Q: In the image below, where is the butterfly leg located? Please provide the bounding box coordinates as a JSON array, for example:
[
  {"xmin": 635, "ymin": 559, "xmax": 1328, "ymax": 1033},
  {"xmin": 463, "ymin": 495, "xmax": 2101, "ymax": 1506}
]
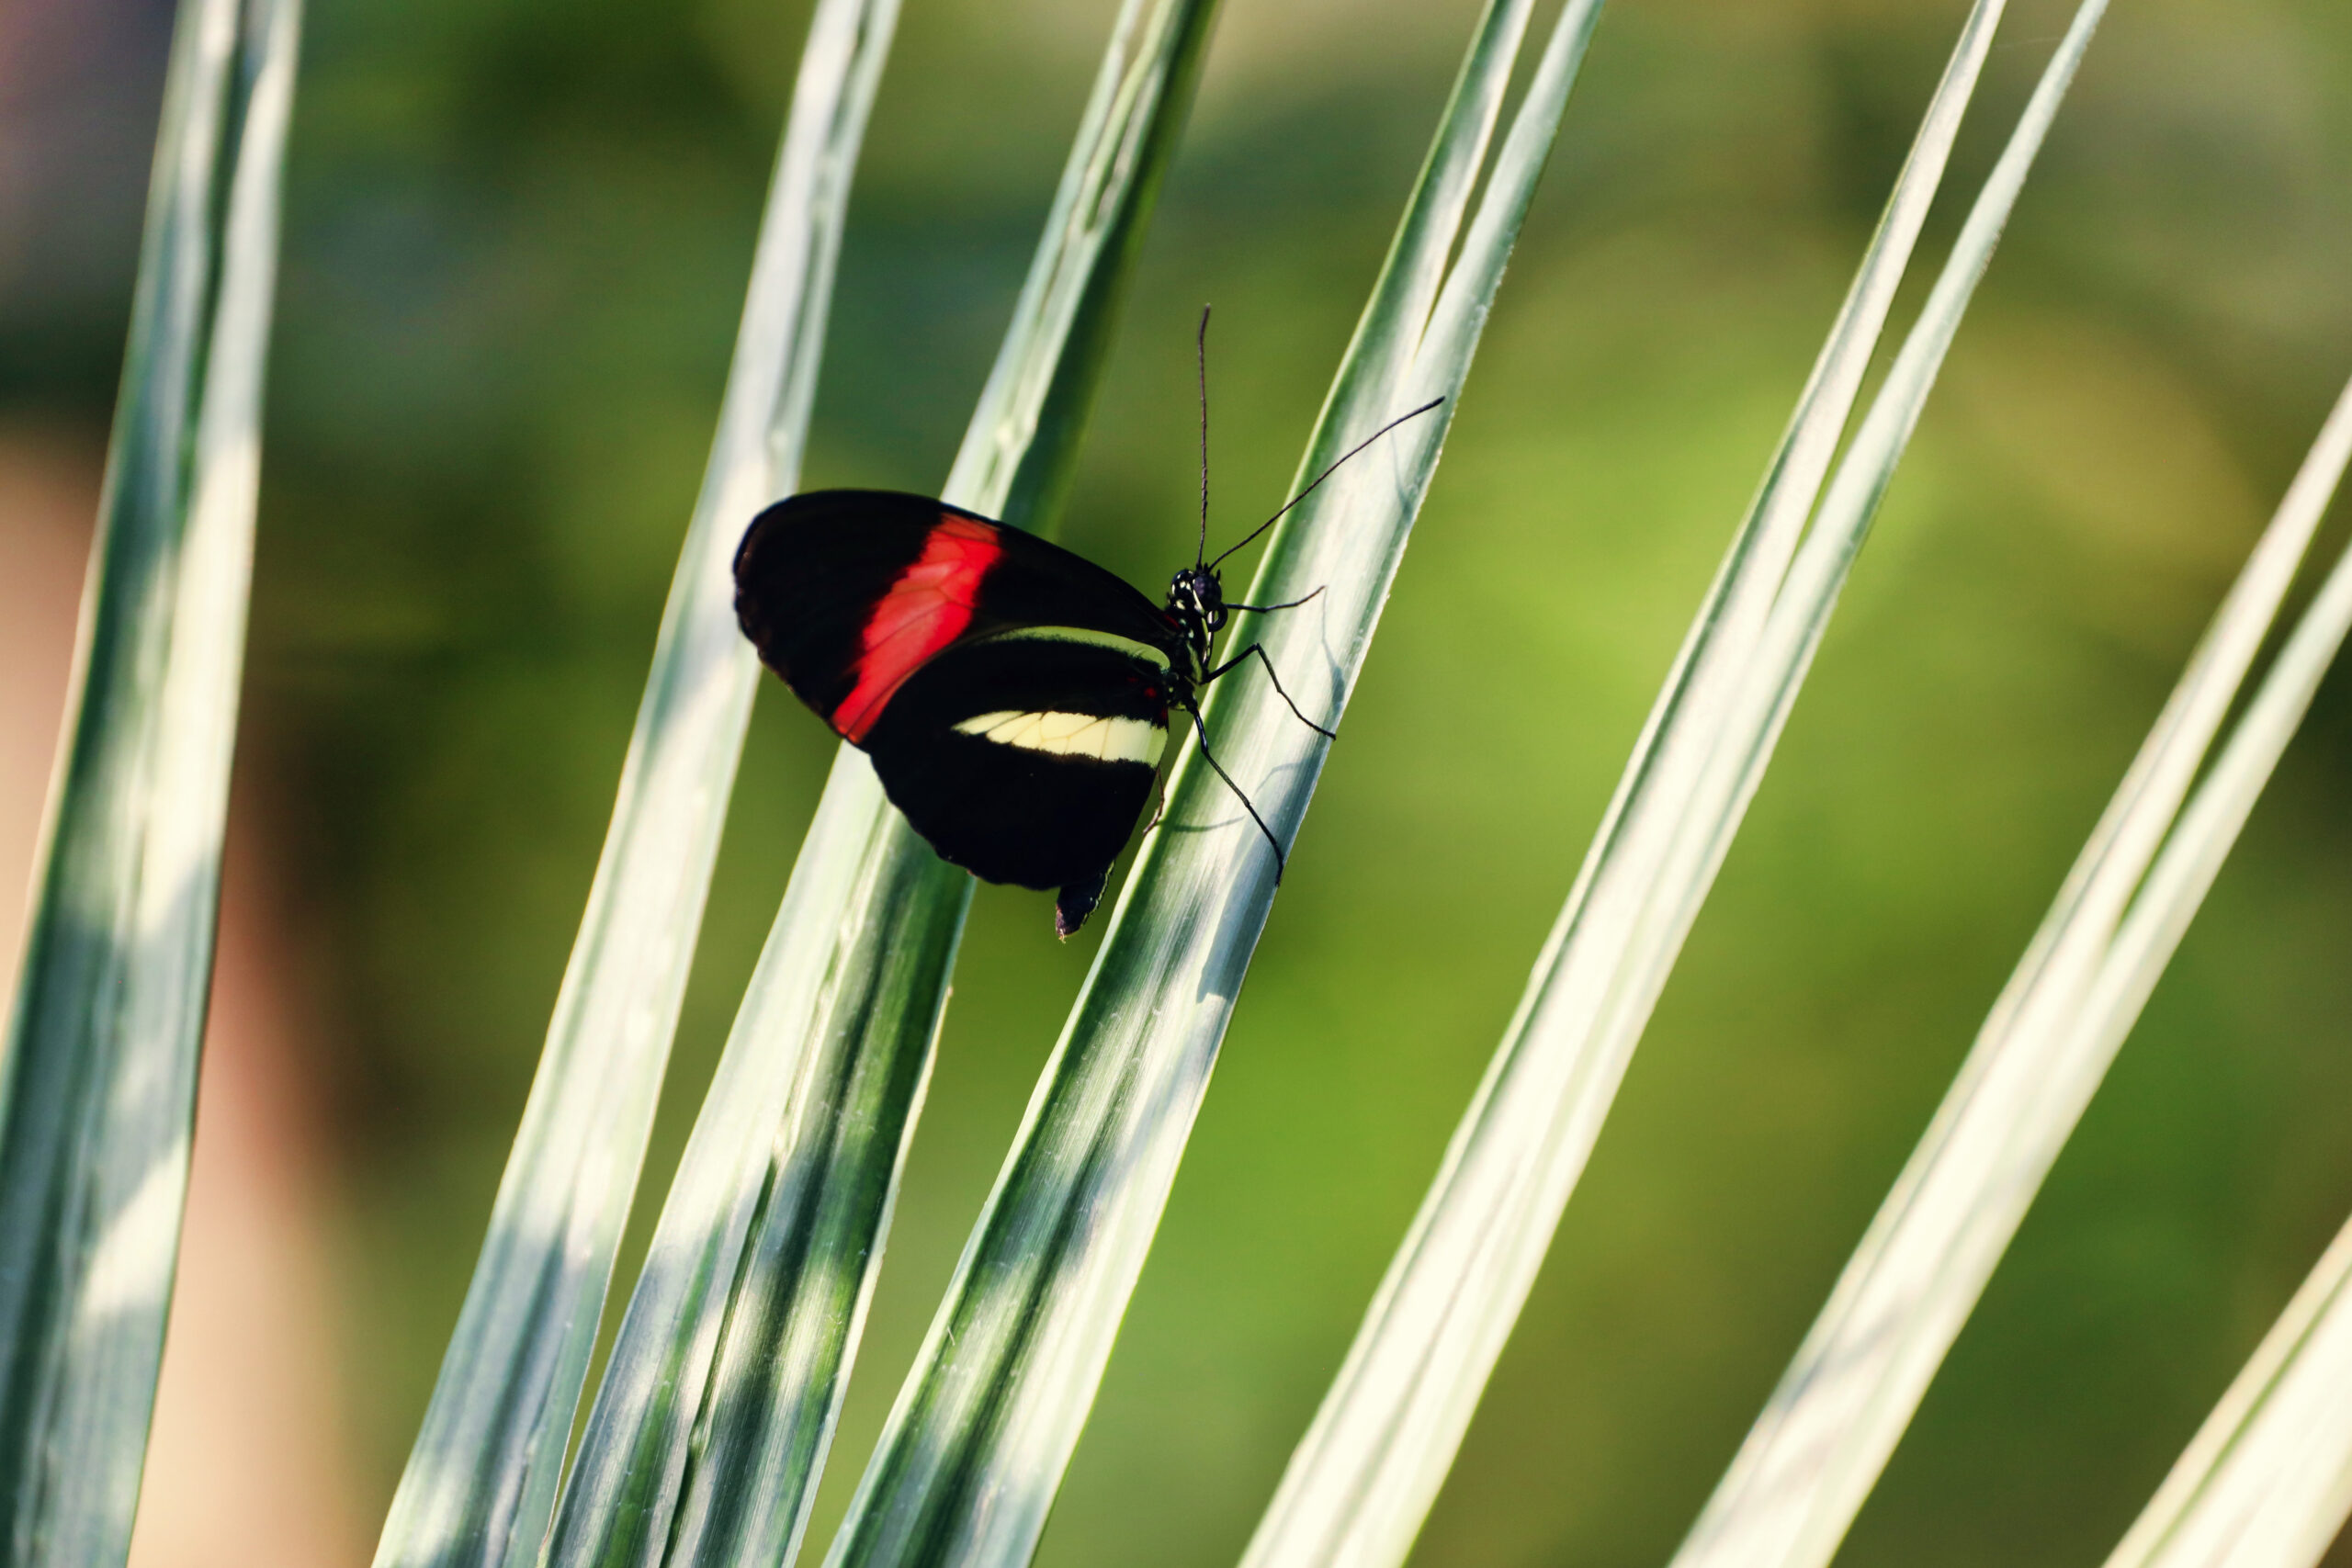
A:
[
  {"xmin": 1180, "ymin": 700, "xmax": 1288, "ymax": 882},
  {"xmin": 1138, "ymin": 781, "xmax": 1170, "ymax": 839},
  {"xmin": 1200, "ymin": 641, "xmax": 1337, "ymax": 739}
]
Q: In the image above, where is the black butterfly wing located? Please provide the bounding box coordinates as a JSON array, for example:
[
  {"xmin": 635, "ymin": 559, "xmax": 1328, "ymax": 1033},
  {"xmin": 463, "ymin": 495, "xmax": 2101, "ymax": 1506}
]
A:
[
  {"xmin": 861, "ymin": 631, "xmax": 1170, "ymax": 895},
  {"xmin": 732, "ymin": 489, "xmax": 1182, "ymax": 742},
  {"xmin": 733, "ymin": 490, "xmax": 1187, "ymax": 931}
]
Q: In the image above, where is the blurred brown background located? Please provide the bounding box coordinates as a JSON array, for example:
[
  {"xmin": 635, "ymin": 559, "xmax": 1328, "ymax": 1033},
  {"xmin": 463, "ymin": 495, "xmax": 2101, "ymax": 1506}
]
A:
[{"xmin": 5, "ymin": 0, "xmax": 2352, "ymax": 1564}]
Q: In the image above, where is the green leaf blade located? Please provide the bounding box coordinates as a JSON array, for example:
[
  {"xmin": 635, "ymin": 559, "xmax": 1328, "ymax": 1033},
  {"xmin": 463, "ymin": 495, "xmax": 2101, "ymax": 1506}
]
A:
[
  {"xmin": 367, "ymin": 4, "xmax": 903, "ymax": 1564},
  {"xmin": 2073, "ymin": 422, "xmax": 2352, "ymax": 1568},
  {"xmin": 1307, "ymin": 0, "xmax": 1536, "ymax": 455},
  {"xmin": 1231, "ymin": 6, "xmax": 2020, "ymax": 1565},
  {"xmin": 544, "ymin": 761, "xmax": 960, "ymax": 1568},
  {"xmin": 814, "ymin": 7, "xmax": 1604, "ymax": 1568},
  {"xmin": 1668, "ymin": 256, "xmax": 2351, "ymax": 1568},
  {"xmin": 2104, "ymin": 1208, "xmax": 2352, "ymax": 1568},
  {"xmin": 0, "ymin": 0, "xmax": 300, "ymax": 1561},
  {"xmin": 945, "ymin": 0, "xmax": 1225, "ymax": 526},
  {"xmin": 538, "ymin": 2, "xmax": 1225, "ymax": 1563}
]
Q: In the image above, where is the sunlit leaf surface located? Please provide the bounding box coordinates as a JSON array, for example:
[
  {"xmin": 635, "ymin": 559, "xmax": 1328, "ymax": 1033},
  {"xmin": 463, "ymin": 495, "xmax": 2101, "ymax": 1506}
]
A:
[
  {"xmin": 1670, "ymin": 195, "xmax": 2352, "ymax": 1568},
  {"xmin": 2081, "ymin": 385, "xmax": 2352, "ymax": 1568},
  {"xmin": 815, "ymin": 4, "xmax": 1605, "ymax": 1566},
  {"xmin": 1232, "ymin": 4, "xmax": 2025, "ymax": 1562},
  {"xmin": 369, "ymin": 3, "xmax": 900, "ymax": 1563},
  {"xmin": 2105, "ymin": 1204, "xmax": 2352, "ymax": 1568},
  {"xmin": 538, "ymin": 2, "xmax": 1223, "ymax": 1565},
  {"xmin": 0, "ymin": 0, "xmax": 300, "ymax": 1562}
]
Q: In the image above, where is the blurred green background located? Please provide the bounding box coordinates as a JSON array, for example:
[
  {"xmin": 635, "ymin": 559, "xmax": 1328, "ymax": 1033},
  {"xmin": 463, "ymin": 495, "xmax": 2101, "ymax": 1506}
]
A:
[{"xmin": 6, "ymin": 0, "xmax": 2352, "ymax": 1562}]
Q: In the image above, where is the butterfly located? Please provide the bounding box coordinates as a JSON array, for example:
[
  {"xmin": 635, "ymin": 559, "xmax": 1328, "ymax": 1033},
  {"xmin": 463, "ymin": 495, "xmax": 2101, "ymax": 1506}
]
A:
[{"xmin": 732, "ymin": 318, "xmax": 1439, "ymax": 938}]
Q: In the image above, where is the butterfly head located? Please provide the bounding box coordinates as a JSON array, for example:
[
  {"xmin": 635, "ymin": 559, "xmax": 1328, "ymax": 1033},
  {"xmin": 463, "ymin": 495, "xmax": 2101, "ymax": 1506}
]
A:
[{"xmin": 1167, "ymin": 566, "xmax": 1227, "ymax": 661}]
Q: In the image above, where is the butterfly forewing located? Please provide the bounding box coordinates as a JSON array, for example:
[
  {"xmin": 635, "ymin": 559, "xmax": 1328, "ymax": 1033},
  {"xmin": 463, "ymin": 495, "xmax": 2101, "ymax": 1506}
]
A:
[{"xmin": 734, "ymin": 490, "xmax": 1182, "ymax": 739}]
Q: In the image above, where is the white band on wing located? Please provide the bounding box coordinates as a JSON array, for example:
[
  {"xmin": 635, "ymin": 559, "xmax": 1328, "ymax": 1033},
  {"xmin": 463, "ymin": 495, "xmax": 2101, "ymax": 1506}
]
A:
[
  {"xmin": 955, "ymin": 709, "xmax": 1168, "ymax": 766},
  {"xmin": 975, "ymin": 626, "xmax": 1172, "ymax": 669}
]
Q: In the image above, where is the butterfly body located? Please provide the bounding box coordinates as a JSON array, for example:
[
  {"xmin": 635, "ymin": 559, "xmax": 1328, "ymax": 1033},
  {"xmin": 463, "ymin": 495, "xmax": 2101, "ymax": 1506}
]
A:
[
  {"xmin": 734, "ymin": 489, "xmax": 1223, "ymax": 936},
  {"xmin": 730, "ymin": 372, "xmax": 1431, "ymax": 939}
]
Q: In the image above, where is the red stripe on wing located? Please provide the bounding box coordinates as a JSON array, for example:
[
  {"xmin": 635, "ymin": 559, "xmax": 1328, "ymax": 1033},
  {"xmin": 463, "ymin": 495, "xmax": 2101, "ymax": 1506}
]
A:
[{"xmin": 833, "ymin": 516, "xmax": 1001, "ymax": 742}]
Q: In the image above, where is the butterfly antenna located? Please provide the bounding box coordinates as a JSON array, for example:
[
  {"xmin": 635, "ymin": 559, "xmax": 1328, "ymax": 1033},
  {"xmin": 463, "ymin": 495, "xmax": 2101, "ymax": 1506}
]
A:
[
  {"xmin": 1195, "ymin": 305, "xmax": 1212, "ymax": 573},
  {"xmin": 1182, "ymin": 701, "xmax": 1287, "ymax": 881},
  {"xmin": 1207, "ymin": 397, "xmax": 1445, "ymax": 571}
]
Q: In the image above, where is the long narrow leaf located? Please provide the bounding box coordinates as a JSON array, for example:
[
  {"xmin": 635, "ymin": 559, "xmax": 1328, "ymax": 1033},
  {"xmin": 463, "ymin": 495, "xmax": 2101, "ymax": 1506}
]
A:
[
  {"xmin": 1235, "ymin": 6, "xmax": 2018, "ymax": 1563},
  {"xmin": 2104, "ymin": 1212, "xmax": 2352, "ymax": 1568},
  {"xmin": 816, "ymin": 6, "xmax": 1604, "ymax": 1568},
  {"xmin": 1669, "ymin": 362, "xmax": 2351, "ymax": 1568},
  {"xmin": 2075, "ymin": 436, "xmax": 2352, "ymax": 1568},
  {"xmin": 1313, "ymin": 0, "xmax": 1536, "ymax": 444},
  {"xmin": 540, "ymin": 3, "xmax": 1223, "ymax": 1565},
  {"xmin": 0, "ymin": 0, "xmax": 300, "ymax": 1561},
  {"xmin": 369, "ymin": 4, "xmax": 900, "ymax": 1563}
]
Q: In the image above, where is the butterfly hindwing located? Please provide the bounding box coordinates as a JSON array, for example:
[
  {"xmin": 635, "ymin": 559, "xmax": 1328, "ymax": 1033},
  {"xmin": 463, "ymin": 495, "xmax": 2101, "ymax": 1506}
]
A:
[{"xmin": 862, "ymin": 631, "xmax": 1171, "ymax": 892}]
